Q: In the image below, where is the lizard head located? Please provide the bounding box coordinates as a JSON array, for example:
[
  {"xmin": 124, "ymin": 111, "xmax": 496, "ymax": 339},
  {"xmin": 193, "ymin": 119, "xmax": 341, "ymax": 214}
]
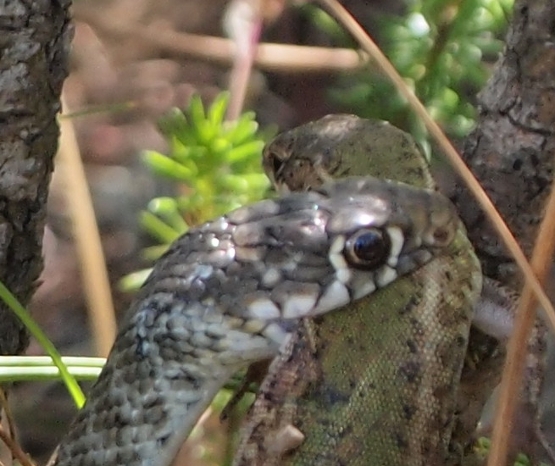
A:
[{"xmin": 263, "ymin": 114, "xmax": 434, "ymax": 193}]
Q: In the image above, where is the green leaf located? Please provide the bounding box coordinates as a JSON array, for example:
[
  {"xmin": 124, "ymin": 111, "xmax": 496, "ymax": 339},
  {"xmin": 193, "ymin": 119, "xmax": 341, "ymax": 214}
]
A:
[
  {"xmin": 158, "ymin": 108, "xmax": 196, "ymax": 146},
  {"xmin": 0, "ymin": 356, "xmax": 105, "ymax": 382},
  {"xmin": 188, "ymin": 94, "xmax": 206, "ymax": 128},
  {"xmin": 131, "ymin": 91, "xmax": 269, "ymax": 290},
  {"xmin": 210, "ymin": 137, "xmax": 233, "ymax": 155},
  {"xmin": 142, "ymin": 150, "xmax": 196, "ymax": 181},
  {"xmin": 148, "ymin": 197, "xmax": 189, "ymax": 233},
  {"xmin": 227, "ymin": 140, "xmax": 264, "ymax": 163},
  {"xmin": 195, "ymin": 119, "xmax": 218, "ymax": 146},
  {"xmin": 140, "ymin": 211, "xmax": 181, "ymax": 243},
  {"xmin": 208, "ymin": 92, "xmax": 230, "ymax": 126},
  {"xmin": 119, "ymin": 268, "xmax": 153, "ymax": 291},
  {"xmin": 0, "ymin": 281, "xmax": 86, "ymax": 407},
  {"xmin": 224, "ymin": 115, "xmax": 259, "ymax": 145}
]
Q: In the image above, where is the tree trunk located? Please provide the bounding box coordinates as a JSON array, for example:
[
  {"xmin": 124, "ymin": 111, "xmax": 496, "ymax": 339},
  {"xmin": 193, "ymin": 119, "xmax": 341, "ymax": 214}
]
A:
[
  {"xmin": 452, "ymin": 0, "xmax": 555, "ymax": 460},
  {"xmin": 454, "ymin": 0, "xmax": 555, "ymax": 289},
  {"xmin": 0, "ymin": 0, "xmax": 73, "ymax": 355}
]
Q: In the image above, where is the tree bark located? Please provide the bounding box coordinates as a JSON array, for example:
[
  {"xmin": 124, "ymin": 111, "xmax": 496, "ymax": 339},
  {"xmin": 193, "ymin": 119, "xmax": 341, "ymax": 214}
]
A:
[
  {"xmin": 452, "ymin": 0, "xmax": 555, "ymax": 460},
  {"xmin": 453, "ymin": 0, "xmax": 555, "ymax": 289},
  {"xmin": 0, "ymin": 0, "xmax": 73, "ymax": 355}
]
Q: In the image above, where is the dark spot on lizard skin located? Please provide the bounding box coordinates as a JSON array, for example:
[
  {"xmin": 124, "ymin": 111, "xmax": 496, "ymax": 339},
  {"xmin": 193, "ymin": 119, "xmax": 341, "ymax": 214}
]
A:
[
  {"xmin": 312, "ymin": 315, "xmax": 325, "ymax": 325},
  {"xmin": 394, "ymin": 431, "xmax": 409, "ymax": 450},
  {"xmin": 432, "ymin": 383, "xmax": 451, "ymax": 405},
  {"xmin": 398, "ymin": 360, "xmax": 422, "ymax": 383},
  {"xmin": 398, "ymin": 295, "xmax": 420, "ymax": 315},
  {"xmin": 357, "ymin": 342, "xmax": 369, "ymax": 351},
  {"xmin": 335, "ymin": 422, "xmax": 354, "ymax": 439},
  {"xmin": 406, "ymin": 339, "xmax": 418, "ymax": 354},
  {"xmin": 402, "ymin": 403, "xmax": 417, "ymax": 420},
  {"xmin": 410, "ymin": 317, "xmax": 420, "ymax": 332},
  {"xmin": 285, "ymin": 351, "xmax": 297, "ymax": 363},
  {"xmin": 317, "ymin": 385, "xmax": 351, "ymax": 405},
  {"xmin": 455, "ymin": 334, "xmax": 466, "ymax": 348}
]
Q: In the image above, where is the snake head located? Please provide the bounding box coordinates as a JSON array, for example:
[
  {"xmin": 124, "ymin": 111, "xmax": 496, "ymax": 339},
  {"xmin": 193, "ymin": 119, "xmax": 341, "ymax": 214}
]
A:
[
  {"xmin": 305, "ymin": 176, "xmax": 459, "ymax": 311},
  {"xmin": 210, "ymin": 176, "xmax": 459, "ymax": 334},
  {"xmin": 134, "ymin": 176, "xmax": 459, "ymax": 352}
]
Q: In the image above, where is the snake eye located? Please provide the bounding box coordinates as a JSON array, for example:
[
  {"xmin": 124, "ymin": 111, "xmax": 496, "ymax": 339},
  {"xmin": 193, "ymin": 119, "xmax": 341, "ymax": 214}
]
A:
[{"xmin": 345, "ymin": 228, "xmax": 391, "ymax": 269}]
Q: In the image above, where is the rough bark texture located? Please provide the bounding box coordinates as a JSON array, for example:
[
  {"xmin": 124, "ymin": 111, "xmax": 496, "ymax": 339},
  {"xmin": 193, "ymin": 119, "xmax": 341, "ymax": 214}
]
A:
[
  {"xmin": 452, "ymin": 0, "xmax": 555, "ymax": 459},
  {"xmin": 0, "ymin": 0, "xmax": 73, "ymax": 355},
  {"xmin": 453, "ymin": 0, "xmax": 555, "ymax": 289}
]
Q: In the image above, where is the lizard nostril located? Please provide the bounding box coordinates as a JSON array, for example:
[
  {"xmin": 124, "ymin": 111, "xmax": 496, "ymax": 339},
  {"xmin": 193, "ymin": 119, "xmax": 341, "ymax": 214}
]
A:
[{"xmin": 432, "ymin": 226, "xmax": 453, "ymax": 246}]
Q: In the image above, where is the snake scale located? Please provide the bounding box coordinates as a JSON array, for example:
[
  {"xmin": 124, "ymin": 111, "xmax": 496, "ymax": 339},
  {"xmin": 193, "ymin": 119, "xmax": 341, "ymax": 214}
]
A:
[{"xmin": 51, "ymin": 169, "xmax": 463, "ymax": 464}]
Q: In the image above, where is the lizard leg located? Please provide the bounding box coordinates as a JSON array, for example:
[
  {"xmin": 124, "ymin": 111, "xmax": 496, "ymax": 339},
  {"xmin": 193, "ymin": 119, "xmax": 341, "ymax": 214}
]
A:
[{"xmin": 471, "ymin": 277, "xmax": 517, "ymax": 341}]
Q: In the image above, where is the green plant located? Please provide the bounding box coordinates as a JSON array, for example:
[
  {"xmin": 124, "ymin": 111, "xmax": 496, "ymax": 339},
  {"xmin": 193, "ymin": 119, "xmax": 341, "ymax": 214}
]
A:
[
  {"xmin": 0, "ymin": 282, "xmax": 86, "ymax": 408},
  {"xmin": 329, "ymin": 0, "xmax": 513, "ymax": 153},
  {"xmin": 121, "ymin": 92, "xmax": 271, "ymax": 290},
  {"xmin": 475, "ymin": 437, "xmax": 551, "ymax": 466}
]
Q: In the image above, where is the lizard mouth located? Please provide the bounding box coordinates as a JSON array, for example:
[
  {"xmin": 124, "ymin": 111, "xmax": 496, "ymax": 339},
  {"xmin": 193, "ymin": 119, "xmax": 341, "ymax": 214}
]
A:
[{"xmin": 272, "ymin": 160, "xmax": 334, "ymax": 194}]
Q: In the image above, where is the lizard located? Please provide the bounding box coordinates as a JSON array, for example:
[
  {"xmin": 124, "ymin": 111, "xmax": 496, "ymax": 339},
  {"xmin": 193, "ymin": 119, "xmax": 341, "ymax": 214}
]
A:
[
  {"xmin": 232, "ymin": 114, "xmax": 492, "ymax": 466},
  {"xmin": 49, "ymin": 174, "xmax": 462, "ymax": 466}
]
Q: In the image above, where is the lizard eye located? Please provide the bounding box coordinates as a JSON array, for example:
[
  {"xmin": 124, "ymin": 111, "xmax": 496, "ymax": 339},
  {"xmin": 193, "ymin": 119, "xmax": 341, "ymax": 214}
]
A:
[
  {"xmin": 344, "ymin": 228, "xmax": 391, "ymax": 269},
  {"xmin": 266, "ymin": 150, "xmax": 284, "ymax": 176}
]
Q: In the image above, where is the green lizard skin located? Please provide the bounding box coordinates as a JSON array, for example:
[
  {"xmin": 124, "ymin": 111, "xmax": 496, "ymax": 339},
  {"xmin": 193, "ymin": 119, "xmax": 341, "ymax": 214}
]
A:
[{"xmin": 234, "ymin": 114, "xmax": 483, "ymax": 466}]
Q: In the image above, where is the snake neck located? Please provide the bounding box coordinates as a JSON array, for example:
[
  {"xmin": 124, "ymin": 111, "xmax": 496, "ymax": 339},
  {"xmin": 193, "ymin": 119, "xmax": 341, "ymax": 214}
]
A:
[
  {"xmin": 52, "ymin": 293, "xmax": 248, "ymax": 466},
  {"xmin": 54, "ymin": 348, "xmax": 234, "ymax": 466}
]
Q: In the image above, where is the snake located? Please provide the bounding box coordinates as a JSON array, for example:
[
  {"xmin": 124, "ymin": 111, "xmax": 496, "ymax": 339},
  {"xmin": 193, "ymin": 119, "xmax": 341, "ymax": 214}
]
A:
[{"xmin": 51, "ymin": 175, "xmax": 461, "ymax": 466}]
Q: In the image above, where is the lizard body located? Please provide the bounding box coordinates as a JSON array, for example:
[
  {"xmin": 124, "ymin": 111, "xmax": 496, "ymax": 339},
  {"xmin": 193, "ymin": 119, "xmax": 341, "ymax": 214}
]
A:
[{"xmin": 234, "ymin": 114, "xmax": 482, "ymax": 465}]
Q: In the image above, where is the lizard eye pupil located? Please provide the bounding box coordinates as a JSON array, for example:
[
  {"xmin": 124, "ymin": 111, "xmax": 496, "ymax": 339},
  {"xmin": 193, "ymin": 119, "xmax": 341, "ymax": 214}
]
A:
[{"xmin": 345, "ymin": 228, "xmax": 391, "ymax": 269}]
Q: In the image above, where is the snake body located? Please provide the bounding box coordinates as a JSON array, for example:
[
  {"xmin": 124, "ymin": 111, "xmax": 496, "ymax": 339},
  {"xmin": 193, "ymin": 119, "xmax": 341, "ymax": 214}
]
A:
[{"xmin": 53, "ymin": 176, "xmax": 460, "ymax": 466}]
